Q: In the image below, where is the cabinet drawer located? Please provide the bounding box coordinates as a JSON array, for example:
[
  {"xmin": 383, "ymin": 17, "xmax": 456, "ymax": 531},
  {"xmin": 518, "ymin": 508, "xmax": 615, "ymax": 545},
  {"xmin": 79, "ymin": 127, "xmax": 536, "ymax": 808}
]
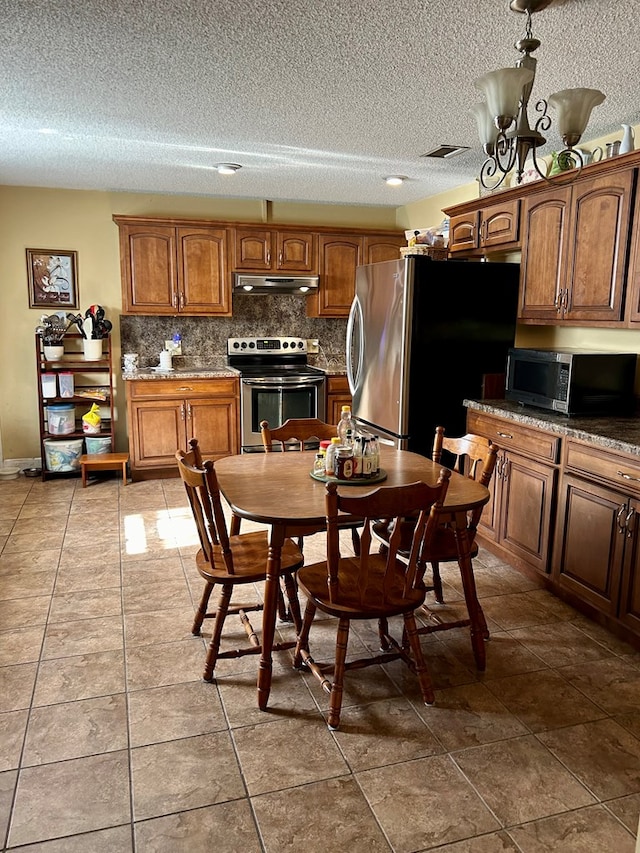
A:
[
  {"xmin": 467, "ymin": 411, "xmax": 560, "ymax": 463},
  {"xmin": 327, "ymin": 375, "xmax": 349, "ymax": 394},
  {"xmin": 128, "ymin": 378, "xmax": 238, "ymax": 400},
  {"xmin": 565, "ymin": 440, "xmax": 640, "ymax": 494}
]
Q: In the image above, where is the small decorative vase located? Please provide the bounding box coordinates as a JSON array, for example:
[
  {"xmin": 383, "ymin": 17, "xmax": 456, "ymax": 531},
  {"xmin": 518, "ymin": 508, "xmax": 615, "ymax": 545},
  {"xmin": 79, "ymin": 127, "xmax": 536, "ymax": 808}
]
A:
[
  {"xmin": 548, "ymin": 151, "xmax": 573, "ymax": 177},
  {"xmin": 44, "ymin": 344, "xmax": 64, "ymax": 361},
  {"xmin": 620, "ymin": 124, "xmax": 635, "ymax": 155}
]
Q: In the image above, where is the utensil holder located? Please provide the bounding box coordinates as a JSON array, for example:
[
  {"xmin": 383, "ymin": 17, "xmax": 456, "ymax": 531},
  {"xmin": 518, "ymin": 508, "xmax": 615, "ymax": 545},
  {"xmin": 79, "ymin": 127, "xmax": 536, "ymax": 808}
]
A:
[{"xmin": 83, "ymin": 339, "xmax": 103, "ymax": 361}]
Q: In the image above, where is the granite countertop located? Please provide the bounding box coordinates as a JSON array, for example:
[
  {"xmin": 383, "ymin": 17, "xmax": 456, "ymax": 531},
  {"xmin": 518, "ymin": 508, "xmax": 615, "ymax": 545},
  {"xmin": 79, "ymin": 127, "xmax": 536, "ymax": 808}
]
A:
[
  {"xmin": 465, "ymin": 399, "xmax": 640, "ymax": 457},
  {"xmin": 123, "ymin": 366, "xmax": 239, "ymax": 380}
]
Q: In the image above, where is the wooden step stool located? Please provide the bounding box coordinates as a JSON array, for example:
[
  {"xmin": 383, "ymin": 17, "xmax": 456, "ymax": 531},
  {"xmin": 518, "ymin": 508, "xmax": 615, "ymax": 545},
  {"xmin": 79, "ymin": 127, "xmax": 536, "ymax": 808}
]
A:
[{"xmin": 80, "ymin": 452, "xmax": 129, "ymax": 487}]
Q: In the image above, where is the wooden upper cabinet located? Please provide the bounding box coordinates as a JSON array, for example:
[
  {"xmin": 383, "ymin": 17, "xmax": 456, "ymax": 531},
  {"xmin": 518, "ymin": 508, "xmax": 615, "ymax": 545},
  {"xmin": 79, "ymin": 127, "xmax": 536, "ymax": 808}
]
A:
[
  {"xmin": 448, "ymin": 199, "xmax": 519, "ymax": 254},
  {"xmin": 565, "ymin": 171, "xmax": 632, "ymax": 322},
  {"xmin": 119, "ymin": 223, "xmax": 177, "ymax": 313},
  {"xmin": 362, "ymin": 234, "xmax": 405, "ymax": 264},
  {"xmin": 309, "ymin": 234, "xmax": 363, "ymax": 317},
  {"xmin": 178, "ymin": 228, "xmax": 230, "ymax": 315},
  {"xmin": 233, "ymin": 228, "xmax": 316, "ymax": 273},
  {"xmin": 116, "ymin": 219, "xmax": 231, "ymax": 315},
  {"xmin": 449, "ymin": 211, "xmax": 479, "ymax": 253},
  {"xmin": 519, "ymin": 185, "xmax": 571, "ymax": 321},
  {"xmin": 519, "ymin": 169, "xmax": 633, "ymax": 323}
]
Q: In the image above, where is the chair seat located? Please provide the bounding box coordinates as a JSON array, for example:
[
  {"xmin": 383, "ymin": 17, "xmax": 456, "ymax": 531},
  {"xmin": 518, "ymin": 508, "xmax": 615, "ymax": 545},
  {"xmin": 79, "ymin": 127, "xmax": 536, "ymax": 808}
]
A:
[
  {"xmin": 297, "ymin": 556, "xmax": 426, "ymax": 619},
  {"xmin": 196, "ymin": 530, "xmax": 303, "ymax": 584}
]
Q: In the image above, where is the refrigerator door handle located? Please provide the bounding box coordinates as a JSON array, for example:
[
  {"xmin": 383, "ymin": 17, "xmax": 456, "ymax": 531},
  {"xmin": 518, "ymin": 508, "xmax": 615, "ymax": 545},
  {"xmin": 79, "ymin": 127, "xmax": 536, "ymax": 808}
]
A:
[{"xmin": 346, "ymin": 296, "xmax": 363, "ymax": 395}]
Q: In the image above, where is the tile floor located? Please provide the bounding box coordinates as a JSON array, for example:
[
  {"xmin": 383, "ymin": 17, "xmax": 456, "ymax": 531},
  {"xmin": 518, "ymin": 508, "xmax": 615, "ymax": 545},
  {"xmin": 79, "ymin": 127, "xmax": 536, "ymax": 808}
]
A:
[{"xmin": 0, "ymin": 474, "xmax": 639, "ymax": 852}]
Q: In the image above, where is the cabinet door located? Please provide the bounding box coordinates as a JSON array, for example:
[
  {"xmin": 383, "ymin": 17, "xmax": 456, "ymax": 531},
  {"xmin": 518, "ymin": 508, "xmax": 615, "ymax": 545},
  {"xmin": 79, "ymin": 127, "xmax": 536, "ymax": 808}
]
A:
[
  {"xmin": 564, "ymin": 170, "xmax": 633, "ymax": 322},
  {"xmin": 619, "ymin": 497, "xmax": 640, "ymax": 633},
  {"xmin": 277, "ymin": 231, "xmax": 316, "ymax": 272},
  {"xmin": 476, "ymin": 453, "xmax": 501, "ymax": 542},
  {"xmin": 363, "ymin": 235, "xmax": 405, "ymax": 264},
  {"xmin": 519, "ymin": 185, "xmax": 571, "ymax": 320},
  {"xmin": 120, "ymin": 224, "xmax": 176, "ymax": 313},
  {"xmin": 177, "ymin": 228, "xmax": 230, "ymax": 315},
  {"xmin": 130, "ymin": 400, "xmax": 185, "ymax": 468},
  {"xmin": 311, "ymin": 235, "xmax": 363, "ymax": 317},
  {"xmin": 499, "ymin": 451, "xmax": 557, "ymax": 574},
  {"xmin": 554, "ymin": 474, "xmax": 626, "ymax": 616},
  {"xmin": 234, "ymin": 228, "xmax": 273, "ymax": 270},
  {"xmin": 449, "ymin": 212, "xmax": 479, "ymax": 253},
  {"xmin": 481, "ymin": 199, "xmax": 520, "ymax": 248},
  {"xmin": 188, "ymin": 398, "xmax": 239, "ymax": 459}
]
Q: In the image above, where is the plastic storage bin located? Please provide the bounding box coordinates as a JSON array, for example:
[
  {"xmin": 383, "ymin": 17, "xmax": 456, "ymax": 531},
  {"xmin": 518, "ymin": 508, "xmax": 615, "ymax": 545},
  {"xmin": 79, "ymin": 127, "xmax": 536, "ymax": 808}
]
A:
[
  {"xmin": 58, "ymin": 372, "xmax": 74, "ymax": 398},
  {"xmin": 43, "ymin": 438, "xmax": 84, "ymax": 472},
  {"xmin": 41, "ymin": 373, "xmax": 57, "ymax": 398},
  {"xmin": 47, "ymin": 403, "xmax": 75, "ymax": 435},
  {"xmin": 84, "ymin": 436, "xmax": 112, "ymax": 454}
]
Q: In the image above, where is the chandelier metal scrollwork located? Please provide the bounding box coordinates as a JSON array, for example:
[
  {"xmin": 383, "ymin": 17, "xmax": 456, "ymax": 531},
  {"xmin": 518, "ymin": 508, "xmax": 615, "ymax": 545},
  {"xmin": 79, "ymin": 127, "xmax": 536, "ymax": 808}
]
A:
[{"xmin": 472, "ymin": 0, "xmax": 605, "ymax": 191}]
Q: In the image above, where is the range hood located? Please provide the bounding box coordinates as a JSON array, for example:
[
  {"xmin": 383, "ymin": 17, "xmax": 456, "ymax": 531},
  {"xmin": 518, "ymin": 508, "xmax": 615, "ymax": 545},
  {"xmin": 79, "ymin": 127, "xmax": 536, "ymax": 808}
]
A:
[{"xmin": 234, "ymin": 274, "xmax": 319, "ymax": 295}]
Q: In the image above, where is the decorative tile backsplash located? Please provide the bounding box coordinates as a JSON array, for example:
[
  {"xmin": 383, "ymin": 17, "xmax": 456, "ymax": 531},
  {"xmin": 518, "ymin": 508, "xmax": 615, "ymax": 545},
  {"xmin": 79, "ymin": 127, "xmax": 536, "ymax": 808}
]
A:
[{"xmin": 120, "ymin": 294, "xmax": 347, "ymax": 369}]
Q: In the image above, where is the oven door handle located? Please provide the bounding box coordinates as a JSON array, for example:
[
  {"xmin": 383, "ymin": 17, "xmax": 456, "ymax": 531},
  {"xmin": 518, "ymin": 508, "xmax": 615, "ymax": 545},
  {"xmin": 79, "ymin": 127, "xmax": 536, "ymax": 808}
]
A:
[{"xmin": 241, "ymin": 378, "xmax": 325, "ymax": 388}]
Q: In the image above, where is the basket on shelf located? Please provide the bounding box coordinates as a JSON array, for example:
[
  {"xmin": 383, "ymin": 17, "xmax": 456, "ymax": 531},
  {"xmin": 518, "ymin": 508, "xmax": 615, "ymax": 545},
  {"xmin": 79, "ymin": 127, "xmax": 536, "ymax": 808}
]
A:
[{"xmin": 400, "ymin": 245, "xmax": 448, "ymax": 260}]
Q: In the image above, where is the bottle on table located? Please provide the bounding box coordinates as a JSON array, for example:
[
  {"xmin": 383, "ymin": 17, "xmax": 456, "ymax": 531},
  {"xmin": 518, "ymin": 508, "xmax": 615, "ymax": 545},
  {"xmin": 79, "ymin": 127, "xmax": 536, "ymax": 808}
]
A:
[
  {"xmin": 362, "ymin": 438, "xmax": 374, "ymax": 478},
  {"xmin": 313, "ymin": 451, "xmax": 326, "ymax": 474},
  {"xmin": 325, "ymin": 437, "xmax": 341, "ymax": 476},
  {"xmin": 352, "ymin": 435, "xmax": 363, "ymax": 476},
  {"xmin": 337, "ymin": 405, "xmax": 356, "ymax": 445}
]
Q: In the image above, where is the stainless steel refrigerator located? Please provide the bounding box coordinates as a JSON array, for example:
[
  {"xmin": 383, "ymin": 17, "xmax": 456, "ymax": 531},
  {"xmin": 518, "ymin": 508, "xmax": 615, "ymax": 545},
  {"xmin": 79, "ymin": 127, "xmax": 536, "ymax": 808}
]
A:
[{"xmin": 347, "ymin": 256, "xmax": 520, "ymax": 456}]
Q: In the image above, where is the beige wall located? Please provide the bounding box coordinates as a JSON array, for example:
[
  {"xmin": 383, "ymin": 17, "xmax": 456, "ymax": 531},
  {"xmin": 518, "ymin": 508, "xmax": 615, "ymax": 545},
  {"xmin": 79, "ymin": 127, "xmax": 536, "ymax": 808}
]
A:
[{"xmin": 0, "ymin": 186, "xmax": 399, "ymax": 462}]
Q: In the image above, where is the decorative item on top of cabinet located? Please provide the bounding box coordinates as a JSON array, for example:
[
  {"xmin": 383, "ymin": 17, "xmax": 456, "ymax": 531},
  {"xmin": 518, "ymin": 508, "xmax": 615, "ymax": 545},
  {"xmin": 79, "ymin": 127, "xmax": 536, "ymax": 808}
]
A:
[
  {"xmin": 114, "ymin": 218, "xmax": 231, "ymax": 316},
  {"xmin": 447, "ymin": 198, "xmax": 520, "ymax": 255},
  {"xmin": 326, "ymin": 374, "xmax": 352, "ymax": 426},
  {"xmin": 467, "ymin": 409, "xmax": 560, "ymax": 576},
  {"xmin": 36, "ymin": 334, "xmax": 116, "ymax": 481},
  {"xmin": 232, "ymin": 227, "xmax": 317, "ymax": 273},
  {"xmin": 519, "ymin": 169, "xmax": 633, "ymax": 324},
  {"xmin": 125, "ymin": 377, "xmax": 239, "ymax": 480},
  {"xmin": 554, "ymin": 440, "xmax": 640, "ymax": 633}
]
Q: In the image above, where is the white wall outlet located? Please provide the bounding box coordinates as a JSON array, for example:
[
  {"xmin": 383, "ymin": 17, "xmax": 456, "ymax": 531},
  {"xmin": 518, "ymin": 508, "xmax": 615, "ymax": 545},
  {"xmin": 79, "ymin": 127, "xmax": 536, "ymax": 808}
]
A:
[
  {"xmin": 307, "ymin": 339, "xmax": 320, "ymax": 353},
  {"xmin": 165, "ymin": 339, "xmax": 182, "ymax": 356}
]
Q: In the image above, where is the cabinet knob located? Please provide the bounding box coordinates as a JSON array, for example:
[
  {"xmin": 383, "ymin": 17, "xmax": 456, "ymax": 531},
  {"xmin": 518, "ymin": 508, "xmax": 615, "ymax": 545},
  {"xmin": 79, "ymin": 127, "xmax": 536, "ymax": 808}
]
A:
[
  {"xmin": 617, "ymin": 504, "xmax": 627, "ymax": 533},
  {"xmin": 617, "ymin": 470, "xmax": 640, "ymax": 482}
]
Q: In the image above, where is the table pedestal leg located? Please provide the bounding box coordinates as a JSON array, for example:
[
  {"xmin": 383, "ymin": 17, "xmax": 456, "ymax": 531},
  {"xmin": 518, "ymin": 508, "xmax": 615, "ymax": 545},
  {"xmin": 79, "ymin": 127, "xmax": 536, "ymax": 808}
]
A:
[
  {"xmin": 258, "ymin": 524, "xmax": 285, "ymax": 710},
  {"xmin": 453, "ymin": 512, "xmax": 486, "ymax": 671}
]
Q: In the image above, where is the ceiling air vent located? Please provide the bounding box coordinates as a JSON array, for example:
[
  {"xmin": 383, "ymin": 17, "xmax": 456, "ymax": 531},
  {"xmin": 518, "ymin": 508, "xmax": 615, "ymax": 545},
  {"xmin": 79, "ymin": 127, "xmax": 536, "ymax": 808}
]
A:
[{"xmin": 421, "ymin": 145, "xmax": 470, "ymax": 159}]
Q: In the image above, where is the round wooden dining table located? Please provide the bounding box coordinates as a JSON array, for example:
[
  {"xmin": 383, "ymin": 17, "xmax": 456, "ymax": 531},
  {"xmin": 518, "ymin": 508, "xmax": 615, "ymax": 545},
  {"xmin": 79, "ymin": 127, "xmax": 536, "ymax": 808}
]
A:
[{"xmin": 215, "ymin": 446, "xmax": 490, "ymax": 710}]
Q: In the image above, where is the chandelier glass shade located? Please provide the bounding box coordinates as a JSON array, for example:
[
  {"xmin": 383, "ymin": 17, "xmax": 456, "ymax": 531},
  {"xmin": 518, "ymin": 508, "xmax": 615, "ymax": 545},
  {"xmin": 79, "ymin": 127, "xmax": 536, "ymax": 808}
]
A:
[{"xmin": 473, "ymin": 2, "xmax": 605, "ymax": 190}]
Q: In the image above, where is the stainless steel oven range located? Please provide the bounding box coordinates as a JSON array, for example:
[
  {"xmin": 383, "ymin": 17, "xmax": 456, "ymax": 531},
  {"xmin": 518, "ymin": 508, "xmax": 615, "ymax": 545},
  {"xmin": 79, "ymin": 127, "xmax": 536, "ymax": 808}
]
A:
[{"xmin": 228, "ymin": 337, "xmax": 326, "ymax": 452}]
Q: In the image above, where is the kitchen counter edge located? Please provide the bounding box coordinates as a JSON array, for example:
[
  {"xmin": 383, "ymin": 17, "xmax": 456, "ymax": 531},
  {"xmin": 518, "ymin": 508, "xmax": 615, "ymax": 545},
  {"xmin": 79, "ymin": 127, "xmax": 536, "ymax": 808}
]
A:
[{"xmin": 464, "ymin": 399, "xmax": 640, "ymax": 457}]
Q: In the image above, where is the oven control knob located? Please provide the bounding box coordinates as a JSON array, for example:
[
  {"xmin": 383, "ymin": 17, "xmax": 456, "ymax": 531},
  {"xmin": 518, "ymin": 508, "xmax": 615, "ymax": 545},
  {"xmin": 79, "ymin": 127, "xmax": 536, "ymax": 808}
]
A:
[
  {"xmin": 241, "ymin": 341, "xmax": 247, "ymax": 349},
  {"xmin": 297, "ymin": 341, "xmax": 304, "ymax": 349},
  {"xmin": 232, "ymin": 342, "xmax": 240, "ymax": 349},
  {"xmin": 282, "ymin": 341, "xmax": 288, "ymax": 349},
  {"xmin": 290, "ymin": 340, "xmax": 296, "ymax": 348},
  {"xmin": 249, "ymin": 342, "xmax": 255, "ymax": 348}
]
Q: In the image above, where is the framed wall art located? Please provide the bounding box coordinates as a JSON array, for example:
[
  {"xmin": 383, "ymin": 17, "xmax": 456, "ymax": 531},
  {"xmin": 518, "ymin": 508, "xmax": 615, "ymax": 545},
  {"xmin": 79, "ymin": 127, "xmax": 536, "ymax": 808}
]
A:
[{"xmin": 26, "ymin": 248, "xmax": 78, "ymax": 309}]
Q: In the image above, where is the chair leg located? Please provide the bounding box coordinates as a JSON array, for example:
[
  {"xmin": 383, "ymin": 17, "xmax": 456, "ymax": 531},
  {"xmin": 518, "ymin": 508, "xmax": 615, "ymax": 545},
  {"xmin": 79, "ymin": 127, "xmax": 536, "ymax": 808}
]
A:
[
  {"xmin": 328, "ymin": 617, "xmax": 350, "ymax": 730},
  {"xmin": 293, "ymin": 600, "xmax": 316, "ymax": 667},
  {"xmin": 431, "ymin": 561, "xmax": 444, "ymax": 604},
  {"xmin": 378, "ymin": 617, "xmax": 391, "ymax": 651},
  {"xmin": 203, "ymin": 584, "xmax": 232, "ymax": 682},
  {"xmin": 281, "ymin": 573, "xmax": 302, "ymax": 632},
  {"xmin": 230, "ymin": 514, "xmax": 242, "ymax": 536},
  {"xmin": 192, "ymin": 580, "xmax": 215, "ymax": 635},
  {"xmin": 351, "ymin": 527, "xmax": 361, "ymax": 556},
  {"xmin": 403, "ymin": 611, "xmax": 435, "ymax": 706}
]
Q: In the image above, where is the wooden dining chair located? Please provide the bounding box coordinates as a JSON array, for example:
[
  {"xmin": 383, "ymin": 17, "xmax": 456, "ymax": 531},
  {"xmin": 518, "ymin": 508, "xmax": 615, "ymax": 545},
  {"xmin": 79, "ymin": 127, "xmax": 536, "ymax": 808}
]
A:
[
  {"xmin": 176, "ymin": 439, "xmax": 304, "ymax": 682},
  {"xmin": 260, "ymin": 418, "xmax": 362, "ymax": 555},
  {"xmin": 374, "ymin": 426, "xmax": 498, "ymax": 605},
  {"xmin": 293, "ymin": 471, "xmax": 451, "ymax": 730}
]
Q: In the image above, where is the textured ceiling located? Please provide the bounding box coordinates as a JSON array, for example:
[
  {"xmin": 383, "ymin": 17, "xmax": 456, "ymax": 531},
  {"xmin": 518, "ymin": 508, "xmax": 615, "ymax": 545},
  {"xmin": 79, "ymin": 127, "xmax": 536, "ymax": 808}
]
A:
[{"xmin": 2, "ymin": 0, "xmax": 639, "ymax": 207}]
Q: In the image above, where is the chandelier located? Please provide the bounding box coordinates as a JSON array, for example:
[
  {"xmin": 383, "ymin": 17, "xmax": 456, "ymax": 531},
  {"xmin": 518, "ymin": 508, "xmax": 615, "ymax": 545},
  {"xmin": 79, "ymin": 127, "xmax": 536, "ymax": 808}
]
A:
[{"xmin": 472, "ymin": 0, "xmax": 605, "ymax": 190}]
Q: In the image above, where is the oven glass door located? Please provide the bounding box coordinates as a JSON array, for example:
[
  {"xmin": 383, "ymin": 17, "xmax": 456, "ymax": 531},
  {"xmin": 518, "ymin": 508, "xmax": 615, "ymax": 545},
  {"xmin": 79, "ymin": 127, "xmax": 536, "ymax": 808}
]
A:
[{"xmin": 241, "ymin": 378, "xmax": 326, "ymax": 451}]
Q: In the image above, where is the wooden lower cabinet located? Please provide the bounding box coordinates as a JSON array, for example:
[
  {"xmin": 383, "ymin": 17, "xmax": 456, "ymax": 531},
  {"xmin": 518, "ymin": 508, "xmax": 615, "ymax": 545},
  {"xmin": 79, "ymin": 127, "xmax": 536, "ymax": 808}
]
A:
[
  {"xmin": 326, "ymin": 375, "xmax": 352, "ymax": 426},
  {"xmin": 126, "ymin": 378, "xmax": 239, "ymax": 479},
  {"xmin": 553, "ymin": 440, "xmax": 640, "ymax": 633},
  {"xmin": 467, "ymin": 410, "xmax": 559, "ymax": 576}
]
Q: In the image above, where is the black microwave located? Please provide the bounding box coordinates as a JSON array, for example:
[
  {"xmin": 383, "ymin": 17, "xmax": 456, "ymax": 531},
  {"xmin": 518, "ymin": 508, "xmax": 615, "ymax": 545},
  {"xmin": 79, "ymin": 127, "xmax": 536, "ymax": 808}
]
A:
[{"xmin": 505, "ymin": 348, "xmax": 637, "ymax": 415}]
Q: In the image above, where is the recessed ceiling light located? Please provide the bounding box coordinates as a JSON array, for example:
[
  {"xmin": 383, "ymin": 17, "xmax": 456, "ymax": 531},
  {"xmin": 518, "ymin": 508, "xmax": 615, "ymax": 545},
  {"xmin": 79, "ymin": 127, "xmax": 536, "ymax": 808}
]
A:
[
  {"xmin": 385, "ymin": 175, "xmax": 406, "ymax": 186},
  {"xmin": 215, "ymin": 163, "xmax": 242, "ymax": 175}
]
